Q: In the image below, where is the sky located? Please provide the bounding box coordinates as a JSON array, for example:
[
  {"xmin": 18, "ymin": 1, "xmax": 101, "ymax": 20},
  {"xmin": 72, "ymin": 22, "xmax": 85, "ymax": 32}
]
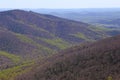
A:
[{"xmin": 0, "ymin": 0, "xmax": 120, "ymax": 9}]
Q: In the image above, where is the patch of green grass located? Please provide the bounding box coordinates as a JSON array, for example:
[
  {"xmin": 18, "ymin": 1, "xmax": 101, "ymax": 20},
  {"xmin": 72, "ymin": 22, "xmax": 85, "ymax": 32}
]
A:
[
  {"xmin": 0, "ymin": 61, "xmax": 34, "ymax": 80},
  {"xmin": 16, "ymin": 33, "xmax": 53, "ymax": 55},
  {"xmin": 71, "ymin": 33, "xmax": 90, "ymax": 41},
  {"xmin": 90, "ymin": 24, "xmax": 120, "ymax": 34},
  {"xmin": 0, "ymin": 51, "xmax": 20, "ymax": 63},
  {"xmin": 89, "ymin": 25, "xmax": 112, "ymax": 32},
  {"xmin": 15, "ymin": 34, "xmax": 34, "ymax": 44},
  {"xmin": 39, "ymin": 38, "xmax": 69, "ymax": 49},
  {"xmin": 35, "ymin": 43, "xmax": 54, "ymax": 55},
  {"xmin": 89, "ymin": 25, "xmax": 112, "ymax": 38}
]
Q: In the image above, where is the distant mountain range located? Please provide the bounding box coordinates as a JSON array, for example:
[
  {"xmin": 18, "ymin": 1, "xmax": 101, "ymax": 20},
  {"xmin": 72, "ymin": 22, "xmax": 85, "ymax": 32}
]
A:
[
  {"xmin": 98, "ymin": 18, "xmax": 120, "ymax": 26},
  {"xmin": 31, "ymin": 8, "xmax": 120, "ymax": 23}
]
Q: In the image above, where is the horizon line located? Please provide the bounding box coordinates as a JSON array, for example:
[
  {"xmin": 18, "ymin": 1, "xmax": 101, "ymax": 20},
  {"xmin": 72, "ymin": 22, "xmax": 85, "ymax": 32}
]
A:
[{"xmin": 0, "ymin": 7, "xmax": 120, "ymax": 9}]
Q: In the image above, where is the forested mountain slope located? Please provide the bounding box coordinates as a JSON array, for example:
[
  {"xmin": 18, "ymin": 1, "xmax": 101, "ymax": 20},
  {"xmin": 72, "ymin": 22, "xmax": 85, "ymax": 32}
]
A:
[
  {"xmin": 0, "ymin": 9, "xmax": 116, "ymax": 57},
  {"xmin": 16, "ymin": 35, "xmax": 120, "ymax": 80}
]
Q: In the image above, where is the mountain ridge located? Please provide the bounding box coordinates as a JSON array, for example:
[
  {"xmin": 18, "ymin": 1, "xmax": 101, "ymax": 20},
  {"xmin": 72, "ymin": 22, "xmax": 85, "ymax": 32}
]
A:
[{"xmin": 0, "ymin": 9, "xmax": 113, "ymax": 57}]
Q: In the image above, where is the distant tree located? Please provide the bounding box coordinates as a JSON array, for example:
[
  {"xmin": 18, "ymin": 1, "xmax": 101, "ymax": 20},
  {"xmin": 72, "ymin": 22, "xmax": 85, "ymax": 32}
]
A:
[{"xmin": 107, "ymin": 76, "xmax": 113, "ymax": 80}]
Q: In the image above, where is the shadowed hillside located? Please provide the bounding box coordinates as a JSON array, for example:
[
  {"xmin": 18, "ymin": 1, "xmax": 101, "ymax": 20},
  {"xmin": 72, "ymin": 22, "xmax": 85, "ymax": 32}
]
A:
[
  {"xmin": 0, "ymin": 28, "xmax": 36, "ymax": 55},
  {"xmin": 16, "ymin": 35, "xmax": 120, "ymax": 80}
]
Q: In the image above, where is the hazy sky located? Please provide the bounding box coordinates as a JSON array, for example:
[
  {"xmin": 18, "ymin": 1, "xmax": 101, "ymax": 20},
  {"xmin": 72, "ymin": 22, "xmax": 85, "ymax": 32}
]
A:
[{"xmin": 0, "ymin": 0, "xmax": 120, "ymax": 9}]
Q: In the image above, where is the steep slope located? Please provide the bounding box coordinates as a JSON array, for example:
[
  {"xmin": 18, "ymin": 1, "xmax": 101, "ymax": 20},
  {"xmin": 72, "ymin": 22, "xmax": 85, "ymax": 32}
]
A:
[
  {"xmin": 16, "ymin": 35, "xmax": 120, "ymax": 80},
  {"xmin": 0, "ymin": 9, "xmax": 113, "ymax": 57},
  {"xmin": 0, "ymin": 28, "xmax": 35, "ymax": 55},
  {"xmin": 0, "ymin": 51, "xmax": 20, "ymax": 70},
  {"xmin": 0, "ymin": 28, "xmax": 48, "ymax": 60},
  {"xmin": 0, "ymin": 10, "xmax": 107, "ymax": 42}
]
